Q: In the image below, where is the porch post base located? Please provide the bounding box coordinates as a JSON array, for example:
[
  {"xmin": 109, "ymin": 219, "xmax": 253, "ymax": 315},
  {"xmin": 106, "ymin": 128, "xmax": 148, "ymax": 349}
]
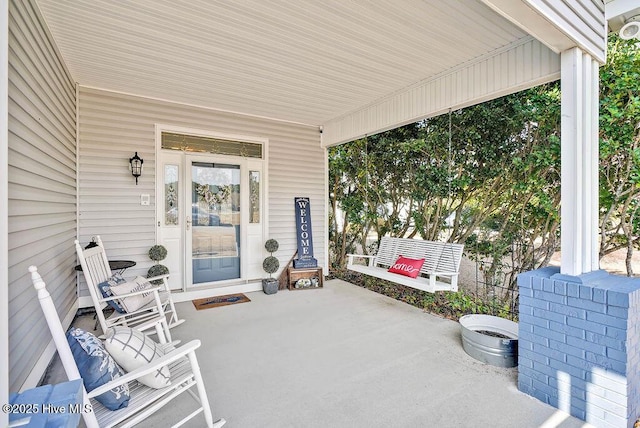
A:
[{"xmin": 518, "ymin": 267, "xmax": 640, "ymax": 427}]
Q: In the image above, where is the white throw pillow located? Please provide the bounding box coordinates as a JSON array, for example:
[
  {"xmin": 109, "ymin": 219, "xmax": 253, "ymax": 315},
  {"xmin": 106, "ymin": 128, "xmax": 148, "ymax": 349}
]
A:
[
  {"xmin": 104, "ymin": 326, "xmax": 171, "ymax": 389},
  {"xmin": 108, "ymin": 276, "xmax": 155, "ymax": 312}
]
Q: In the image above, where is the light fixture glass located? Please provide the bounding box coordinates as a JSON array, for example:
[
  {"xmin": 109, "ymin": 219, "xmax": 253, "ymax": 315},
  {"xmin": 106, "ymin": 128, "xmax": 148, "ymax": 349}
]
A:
[
  {"xmin": 129, "ymin": 152, "xmax": 144, "ymax": 184},
  {"xmin": 620, "ymin": 17, "xmax": 640, "ymax": 40}
]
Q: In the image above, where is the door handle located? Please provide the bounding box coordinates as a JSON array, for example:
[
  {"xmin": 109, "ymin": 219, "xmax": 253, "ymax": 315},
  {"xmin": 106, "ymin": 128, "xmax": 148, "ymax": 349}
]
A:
[{"xmin": 186, "ymin": 216, "xmax": 192, "ymax": 231}]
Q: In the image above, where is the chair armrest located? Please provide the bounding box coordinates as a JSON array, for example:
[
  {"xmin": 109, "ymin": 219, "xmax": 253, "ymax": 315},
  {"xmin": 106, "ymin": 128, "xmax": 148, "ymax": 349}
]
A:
[
  {"xmin": 428, "ymin": 271, "xmax": 459, "ymax": 276},
  {"xmin": 97, "ymin": 286, "xmax": 162, "ymax": 304},
  {"xmin": 146, "ymin": 274, "xmax": 169, "ymax": 283},
  {"xmin": 130, "ymin": 314, "xmax": 167, "ymax": 332},
  {"xmin": 146, "ymin": 274, "xmax": 171, "ymax": 291},
  {"xmin": 88, "ymin": 340, "xmax": 202, "ymax": 397},
  {"xmin": 347, "ymin": 254, "xmax": 376, "ymax": 267}
]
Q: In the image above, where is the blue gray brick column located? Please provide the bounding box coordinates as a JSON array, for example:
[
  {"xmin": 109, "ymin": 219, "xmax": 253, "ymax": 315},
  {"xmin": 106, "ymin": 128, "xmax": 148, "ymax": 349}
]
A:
[{"xmin": 518, "ymin": 267, "xmax": 640, "ymax": 428}]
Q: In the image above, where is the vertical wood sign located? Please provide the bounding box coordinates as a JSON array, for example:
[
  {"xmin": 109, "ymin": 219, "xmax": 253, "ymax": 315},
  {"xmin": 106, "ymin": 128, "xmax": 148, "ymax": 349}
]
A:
[{"xmin": 293, "ymin": 197, "xmax": 318, "ymax": 268}]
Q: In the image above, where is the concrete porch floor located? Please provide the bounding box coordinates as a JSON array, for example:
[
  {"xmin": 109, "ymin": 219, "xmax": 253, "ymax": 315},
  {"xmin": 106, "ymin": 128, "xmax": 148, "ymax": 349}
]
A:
[{"xmin": 52, "ymin": 279, "xmax": 593, "ymax": 427}]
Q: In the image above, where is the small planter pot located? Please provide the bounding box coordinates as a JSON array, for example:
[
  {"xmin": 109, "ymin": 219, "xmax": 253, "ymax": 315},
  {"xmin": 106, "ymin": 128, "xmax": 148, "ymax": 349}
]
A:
[
  {"xmin": 262, "ymin": 278, "xmax": 279, "ymax": 295},
  {"xmin": 459, "ymin": 314, "xmax": 518, "ymax": 368}
]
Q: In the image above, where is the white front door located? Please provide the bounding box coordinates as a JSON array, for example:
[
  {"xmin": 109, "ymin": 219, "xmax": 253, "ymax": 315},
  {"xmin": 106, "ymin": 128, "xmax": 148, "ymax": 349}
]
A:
[{"xmin": 157, "ymin": 150, "xmax": 265, "ymax": 290}]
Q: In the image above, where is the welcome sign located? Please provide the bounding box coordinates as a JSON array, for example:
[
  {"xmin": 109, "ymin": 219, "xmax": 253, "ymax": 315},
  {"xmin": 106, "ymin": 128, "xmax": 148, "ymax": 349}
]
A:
[{"xmin": 293, "ymin": 197, "xmax": 318, "ymax": 268}]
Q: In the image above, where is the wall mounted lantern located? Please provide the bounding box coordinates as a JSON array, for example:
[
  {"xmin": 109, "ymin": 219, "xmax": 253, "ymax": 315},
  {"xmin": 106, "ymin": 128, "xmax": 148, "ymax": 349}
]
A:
[
  {"xmin": 129, "ymin": 152, "xmax": 144, "ymax": 184},
  {"xmin": 620, "ymin": 15, "xmax": 640, "ymax": 40}
]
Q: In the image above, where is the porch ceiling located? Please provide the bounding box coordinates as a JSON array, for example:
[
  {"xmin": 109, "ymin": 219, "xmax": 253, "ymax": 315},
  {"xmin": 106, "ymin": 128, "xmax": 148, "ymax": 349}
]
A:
[{"xmin": 35, "ymin": 0, "xmax": 529, "ymax": 127}]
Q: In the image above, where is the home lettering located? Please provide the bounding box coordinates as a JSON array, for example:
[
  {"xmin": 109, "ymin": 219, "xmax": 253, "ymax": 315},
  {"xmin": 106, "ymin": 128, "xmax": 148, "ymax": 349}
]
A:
[{"xmin": 391, "ymin": 262, "xmax": 418, "ymax": 274}]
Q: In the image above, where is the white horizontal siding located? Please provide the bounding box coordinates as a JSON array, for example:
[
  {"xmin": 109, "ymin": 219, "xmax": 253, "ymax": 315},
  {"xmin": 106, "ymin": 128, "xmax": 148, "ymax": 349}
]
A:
[
  {"xmin": 78, "ymin": 87, "xmax": 324, "ymax": 296},
  {"xmin": 527, "ymin": 0, "xmax": 606, "ymax": 61},
  {"xmin": 482, "ymin": 0, "xmax": 606, "ymax": 62},
  {"xmin": 322, "ymin": 37, "xmax": 560, "ymax": 146},
  {"xmin": 268, "ymin": 135, "xmax": 326, "ymax": 267},
  {"xmin": 8, "ymin": 0, "xmax": 76, "ymax": 392}
]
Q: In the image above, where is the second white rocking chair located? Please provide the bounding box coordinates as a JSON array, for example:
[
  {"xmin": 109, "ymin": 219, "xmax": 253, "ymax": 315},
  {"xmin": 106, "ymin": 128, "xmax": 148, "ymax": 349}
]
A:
[{"xmin": 75, "ymin": 236, "xmax": 184, "ymax": 342}]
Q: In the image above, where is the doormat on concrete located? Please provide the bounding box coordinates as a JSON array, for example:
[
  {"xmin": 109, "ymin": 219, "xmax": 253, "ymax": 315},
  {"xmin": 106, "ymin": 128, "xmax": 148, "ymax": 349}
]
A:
[{"xmin": 192, "ymin": 293, "xmax": 250, "ymax": 310}]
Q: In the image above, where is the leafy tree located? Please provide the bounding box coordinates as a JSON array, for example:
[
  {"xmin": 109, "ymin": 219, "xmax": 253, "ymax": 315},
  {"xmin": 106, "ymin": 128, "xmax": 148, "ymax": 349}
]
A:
[
  {"xmin": 450, "ymin": 84, "xmax": 561, "ymax": 299},
  {"xmin": 599, "ymin": 34, "xmax": 640, "ymax": 275},
  {"xmin": 328, "ymin": 141, "xmax": 369, "ymax": 268}
]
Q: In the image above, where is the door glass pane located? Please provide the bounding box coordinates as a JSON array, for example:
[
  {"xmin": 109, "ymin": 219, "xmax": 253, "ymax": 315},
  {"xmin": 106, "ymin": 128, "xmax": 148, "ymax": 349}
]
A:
[
  {"xmin": 162, "ymin": 132, "xmax": 263, "ymax": 158},
  {"xmin": 249, "ymin": 171, "xmax": 260, "ymax": 223},
  {"xmin": 165, "ymin": 164, "xmax": 179, "ymax": 226},
  {"xmin": 191, "ymin": 162, "xmax": 241, "ymax": 283}
]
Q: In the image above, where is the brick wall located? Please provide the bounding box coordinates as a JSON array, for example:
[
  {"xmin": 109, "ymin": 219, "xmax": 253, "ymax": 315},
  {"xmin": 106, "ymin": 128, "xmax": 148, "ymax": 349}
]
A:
[{"xmin": 518, "ymin": 267, "xmax": 640, "ymax": 427}]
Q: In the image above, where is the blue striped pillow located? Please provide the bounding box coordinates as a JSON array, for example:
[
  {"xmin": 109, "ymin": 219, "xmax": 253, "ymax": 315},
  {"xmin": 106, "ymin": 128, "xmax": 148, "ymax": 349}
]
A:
[{"xmin": 97, "ymin": 274, "xmax": 127, "ymax": 313}]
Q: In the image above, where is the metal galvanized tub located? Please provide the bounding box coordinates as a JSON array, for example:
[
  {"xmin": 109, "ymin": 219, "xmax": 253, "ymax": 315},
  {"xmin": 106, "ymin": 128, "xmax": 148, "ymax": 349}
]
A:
[{"xmin": 459, "ymin": 314, "xmax": 518, "ymax": 368}]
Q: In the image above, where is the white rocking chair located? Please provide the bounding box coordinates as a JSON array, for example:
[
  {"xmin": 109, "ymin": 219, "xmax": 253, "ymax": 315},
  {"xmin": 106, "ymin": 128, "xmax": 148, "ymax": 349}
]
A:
[
  {"xmin": 30, "ymin": 266, "xmax": 226, "ymax": 428},
  {"xmin": 75, "ymin": 236, "xmax": 184, "ymax": 342}
]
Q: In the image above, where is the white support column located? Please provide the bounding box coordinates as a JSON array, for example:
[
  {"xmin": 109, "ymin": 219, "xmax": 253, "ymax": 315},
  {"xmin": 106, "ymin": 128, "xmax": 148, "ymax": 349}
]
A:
[{"xmin": 560, "ymin": 47, "xmax": 600, "ymax": 276}]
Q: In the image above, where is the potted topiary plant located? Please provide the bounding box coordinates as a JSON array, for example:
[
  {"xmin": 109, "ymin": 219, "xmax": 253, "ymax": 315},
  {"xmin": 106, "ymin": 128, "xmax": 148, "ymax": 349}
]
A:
[
  {"xmin": 147, "ymin": 244, "xmax": 169, "ymax": 285},
  {"xmin": 262, "ymin": 239, "xmax": 279, "ymax": 294}
]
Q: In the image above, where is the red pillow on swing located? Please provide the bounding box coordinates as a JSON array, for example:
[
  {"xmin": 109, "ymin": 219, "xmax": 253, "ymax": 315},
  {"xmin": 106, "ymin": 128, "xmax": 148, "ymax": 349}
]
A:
[{"xmin": 388, "ymin": 255, "xmax": 425, "ymax": 278}]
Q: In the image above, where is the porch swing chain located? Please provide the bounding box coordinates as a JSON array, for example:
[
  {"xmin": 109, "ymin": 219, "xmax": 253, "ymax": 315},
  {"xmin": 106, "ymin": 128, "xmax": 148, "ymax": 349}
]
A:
[
  {"xmin": 364, "ymin": 136, "xmax": 371, "ymax": 252},
  {"xmin": 448, "ymin": 108, "xmax": 452, "ymax": 199},
  {"xmin": 364, "ymin": 135, "xmax": 368, "ymax": 217},
  {"xmin": 436, "ymin": 108, "xmax": 457, "ymax": 273}
]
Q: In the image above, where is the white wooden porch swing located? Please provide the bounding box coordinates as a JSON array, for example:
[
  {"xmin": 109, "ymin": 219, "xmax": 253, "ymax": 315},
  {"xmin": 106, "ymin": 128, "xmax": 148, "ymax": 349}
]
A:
[{"xmin": 347, "ymin": 109, "xmax": 464, "ymax": 293}]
